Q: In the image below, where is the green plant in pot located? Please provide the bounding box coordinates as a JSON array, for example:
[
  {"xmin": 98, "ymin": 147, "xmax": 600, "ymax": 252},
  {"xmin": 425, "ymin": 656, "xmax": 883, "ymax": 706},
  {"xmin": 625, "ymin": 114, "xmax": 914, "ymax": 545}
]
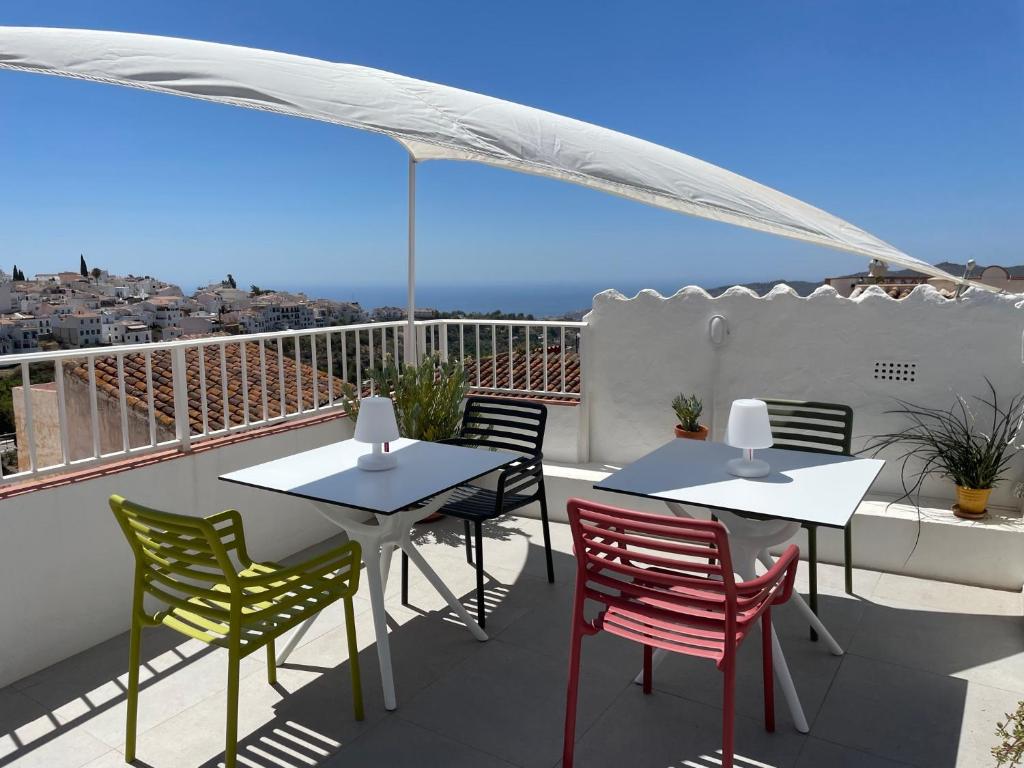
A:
[
  {"xmin": 671, "ymin": 393, "xmax": 709, "ymax": 440},
  {"xmin": 862, "ymin": 380, "xmax": 1024, "ymax": 519},
  {"xmin": 342, "ymin": 353, "xmax": 468, "ymax": 442}
]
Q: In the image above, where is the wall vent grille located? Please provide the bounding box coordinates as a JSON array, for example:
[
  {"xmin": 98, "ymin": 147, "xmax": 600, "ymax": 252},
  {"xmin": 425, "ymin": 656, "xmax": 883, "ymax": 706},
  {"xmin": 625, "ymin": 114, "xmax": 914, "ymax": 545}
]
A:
[{"xmin": 873, "ymin": 361, "xmax": 916, "ymax": 383}]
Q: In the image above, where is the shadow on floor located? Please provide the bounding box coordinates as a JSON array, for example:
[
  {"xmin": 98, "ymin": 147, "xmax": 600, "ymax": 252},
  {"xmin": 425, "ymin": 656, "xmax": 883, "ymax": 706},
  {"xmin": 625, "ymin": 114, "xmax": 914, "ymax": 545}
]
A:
[{"xmin": 1, "ymin": 518, "xmax": 1020, "ymax": 768}]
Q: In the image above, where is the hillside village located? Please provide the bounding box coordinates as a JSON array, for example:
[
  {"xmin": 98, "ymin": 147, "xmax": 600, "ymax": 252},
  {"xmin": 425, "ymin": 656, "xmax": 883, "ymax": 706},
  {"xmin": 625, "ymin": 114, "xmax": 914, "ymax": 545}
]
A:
[{"xmin": 0, "ymin": 259, "xmax": 438, "ymax": 356}]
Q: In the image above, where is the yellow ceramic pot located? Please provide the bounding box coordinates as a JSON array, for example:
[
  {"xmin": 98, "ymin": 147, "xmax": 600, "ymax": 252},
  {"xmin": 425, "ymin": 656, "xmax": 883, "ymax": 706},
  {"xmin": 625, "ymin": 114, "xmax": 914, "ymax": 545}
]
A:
[{"xmin": 955, "ymin": 486, "xmax": 992, "ymax": 518}]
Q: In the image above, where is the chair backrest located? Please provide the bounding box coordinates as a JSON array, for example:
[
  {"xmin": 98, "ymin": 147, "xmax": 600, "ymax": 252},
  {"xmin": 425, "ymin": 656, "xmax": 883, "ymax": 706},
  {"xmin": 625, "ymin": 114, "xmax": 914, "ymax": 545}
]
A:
[
  {"xmin": 760, "ymin": 398, "xmax": 853, "ymax": 456},
  {"xmin": 567, "ymin": 498, "xmax": 739, "ymax": 657},
  {"xmin": 110, "ymin": 495, "xmax": 249, "ymax": 623},
  {"xmin": 458, "ymin": 396, "xmax": 547, "ymax": 457}
]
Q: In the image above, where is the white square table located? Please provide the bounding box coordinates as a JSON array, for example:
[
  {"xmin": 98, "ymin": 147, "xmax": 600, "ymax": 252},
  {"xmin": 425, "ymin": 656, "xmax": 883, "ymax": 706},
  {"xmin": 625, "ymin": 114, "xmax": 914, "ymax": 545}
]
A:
[
  {"xmin": 221, "ymin": 437, "xmax": 521, "ymax": 711},
  {"xmin": 595, "ymin": 438, "xmax": 883, "ymax": 732}
]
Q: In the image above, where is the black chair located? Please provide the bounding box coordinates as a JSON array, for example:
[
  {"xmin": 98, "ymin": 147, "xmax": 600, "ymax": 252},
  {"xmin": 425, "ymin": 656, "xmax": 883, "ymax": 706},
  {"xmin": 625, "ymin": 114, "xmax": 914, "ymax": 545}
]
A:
[
  {"xmin": 760, "ymin": 398, "xmax": 855, "ymax": 641},
  {"xmin": 400, "ymin": 396, "xmax": 554, "ymax": 628}
]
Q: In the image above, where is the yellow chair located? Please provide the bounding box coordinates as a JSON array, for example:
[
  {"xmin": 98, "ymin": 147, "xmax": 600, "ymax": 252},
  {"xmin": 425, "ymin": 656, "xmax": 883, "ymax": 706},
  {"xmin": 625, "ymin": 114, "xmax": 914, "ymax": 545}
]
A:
[{"xmin": 109, "ymin": 495, "xmax": 364, "ymax": 767}]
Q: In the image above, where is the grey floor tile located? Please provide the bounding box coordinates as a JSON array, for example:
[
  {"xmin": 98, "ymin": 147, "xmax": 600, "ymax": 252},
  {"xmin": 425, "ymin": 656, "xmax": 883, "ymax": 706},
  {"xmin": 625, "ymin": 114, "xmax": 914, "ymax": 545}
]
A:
[
  {"xmin": 323, "ymin": 716, "xmax": 519, "ymax": 767},
  {"xmin": 812, "ymin": 654, "xmax": 973, "ymax": 767},
  {"xmin": 399, "ymin": 638, "xmax": 630, "ymax": 768},
  {"xmin": 850, "ymin": 599, "xmax": 1024, "ymax": 692},
  {"xmin": 570, "ymin": 686, "xmax": 806, "ymax": 768},
  {"xmin": 795, "ymin": 737, "xmax": 913, "ymax": 767}
]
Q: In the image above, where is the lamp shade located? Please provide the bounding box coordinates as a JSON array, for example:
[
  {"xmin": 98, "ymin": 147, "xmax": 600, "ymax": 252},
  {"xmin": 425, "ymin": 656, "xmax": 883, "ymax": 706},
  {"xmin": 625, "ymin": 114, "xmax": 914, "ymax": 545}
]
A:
[
  {"xmin": 354, "ymin": 396, "xmax": 400, "ymax": 443},
  {"xmin": 726, "ymin": 399, "xmax": 774, "ymax": 450}
]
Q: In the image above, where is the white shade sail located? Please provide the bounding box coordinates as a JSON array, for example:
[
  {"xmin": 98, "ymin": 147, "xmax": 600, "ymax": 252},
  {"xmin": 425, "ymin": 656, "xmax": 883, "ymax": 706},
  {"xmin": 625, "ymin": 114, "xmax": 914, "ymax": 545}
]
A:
[{"xmin": 0, "ymin": 26, "xmax": 979, "ymax": 288}]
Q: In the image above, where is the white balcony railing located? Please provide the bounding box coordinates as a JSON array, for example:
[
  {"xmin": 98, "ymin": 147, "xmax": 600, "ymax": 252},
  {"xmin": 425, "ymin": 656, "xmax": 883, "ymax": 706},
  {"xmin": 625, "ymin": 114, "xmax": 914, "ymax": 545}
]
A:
[{"xmin": 0, "ymin": 318, "xmax": 584, "ymax": 485}]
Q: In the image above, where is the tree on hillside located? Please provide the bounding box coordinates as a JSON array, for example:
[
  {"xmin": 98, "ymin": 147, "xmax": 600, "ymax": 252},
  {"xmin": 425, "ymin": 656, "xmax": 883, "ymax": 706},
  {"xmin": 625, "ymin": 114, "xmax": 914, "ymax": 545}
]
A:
[
  {"xmin": 91, "ymin": 267, "xmax": 102, "ymax": 280},
  {"xmin": 11, "ymin": 265, "xmax": 24, "ymax": 281},
  {"xmin": 79, "ymin": 254, "xmax": 88, "ymax": 278},
  {"xmin": 226, "ymin": 274, "xmax": 237, "ymax": 289}
]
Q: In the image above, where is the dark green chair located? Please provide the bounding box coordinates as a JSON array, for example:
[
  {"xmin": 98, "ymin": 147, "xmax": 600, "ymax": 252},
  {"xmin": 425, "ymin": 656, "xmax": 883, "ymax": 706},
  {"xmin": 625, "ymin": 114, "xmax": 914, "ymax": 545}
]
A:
[{"xmin": 760, "ymin": 399, "xmax": 855, "ymax": 641}]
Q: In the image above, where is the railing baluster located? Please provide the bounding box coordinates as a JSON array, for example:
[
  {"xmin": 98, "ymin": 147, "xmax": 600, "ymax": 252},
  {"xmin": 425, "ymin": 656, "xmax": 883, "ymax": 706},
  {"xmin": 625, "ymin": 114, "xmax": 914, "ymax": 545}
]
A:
[
  {"xmin": 543, "ymin": 327, "xmax": 549, "ymax": 393},
  {"xmin": 392, "ymin": 325, "xmax": 400, "ymax": 366},
  {"xmin": 240, "ymin": 341, "xmax": 250, "ymax": 426},
  {"xmin": 220, "ymin": 342, "xmax": 230, "ymax": 430},
  {"xmin": 259, "ymin": 341, "xmax": 269, "ymax": 422},
  {"xmin": 54, "ymin": 359, "xmax": 70, "ymax": 466},
  {"xmin": 117, "ymin": 353, "xmax": 130, "ymax": 452},
  {"xmin": 326, "ymin": 333, "xmax": 334, "ymax": 407},
  {"xmin": 475, "ymin": 324, "xmax": 481, "ymax": 387},
  {"xmin": 508, "ymin": 325, "xmax": 514, "ymax": 390},
  {"xmin": 294, "ymin": 335, "xmax": 304, "ymax": 414},
  {"xmin": 372, "ymin": 325, "xmax": 380, "ymax": 374},
  {"xmin": 20, "ymin": 361, "xmax": 38, "ymax": 472},
  {"xmin": 277, "ymin": 337, "xmax": 286, "ymax": 418},
  {"xmin": 310, "ymin": 333, "xmax": 319, "ymax": 410},
  {"xmin": 147, "ymin": 350, "xmax": 160, "ymax": 445},
  {"xmin": 171, "ymin": 345, "xmax": 192, "ymax": 450},
  {"xmin": 355, "ymin": 329, "xmax": 363, "ymax": 396},
  {"xmin": 341, "ymin": 330, "xmax": 349, "ymax": 386},
  {"xmin": 459, "ymin": 324, "xmax": 465, "ymax": 369},
  {"xmin": 491, "ymin": 324, "xmax": 497, "ymax": 388},
  {"xmin": 88, "ymin": 356, "xmax": 100, "ymax": 458},
  {"xmin": 561, "ymin": 325, "xmax": 567, "ymax": 393},
  {"xmin": 524, "ymin": 327, "xmax": 532, "ymax": 393}
]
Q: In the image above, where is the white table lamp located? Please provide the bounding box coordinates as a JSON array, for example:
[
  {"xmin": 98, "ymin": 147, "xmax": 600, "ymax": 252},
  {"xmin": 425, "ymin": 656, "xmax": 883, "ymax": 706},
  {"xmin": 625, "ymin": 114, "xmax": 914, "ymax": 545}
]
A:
[
  {"xmin": 355, "ymin": 396, "xmax": 401, "ymax": 471},
  {"xmin": 726, "ymin": 399, "xmax": 774, "ymax": 477}
]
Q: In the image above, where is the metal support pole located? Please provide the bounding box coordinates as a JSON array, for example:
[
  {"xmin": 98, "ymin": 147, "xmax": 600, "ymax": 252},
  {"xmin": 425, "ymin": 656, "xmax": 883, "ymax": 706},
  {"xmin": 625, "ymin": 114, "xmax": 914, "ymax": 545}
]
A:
[{"xmin": 405, "ymin": 154, "xmax": 418, "ymax": 365}]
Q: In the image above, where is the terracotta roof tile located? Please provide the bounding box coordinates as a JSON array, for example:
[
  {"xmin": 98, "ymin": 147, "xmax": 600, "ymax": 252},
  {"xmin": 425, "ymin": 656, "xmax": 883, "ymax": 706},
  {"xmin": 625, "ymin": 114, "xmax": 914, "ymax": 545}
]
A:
[
  {"xmin": 71, "ymin": 342, "xmax": 582, "ymax": 437},
  {"xmin": 70, "ymin": 341, "xmax": 345, "ymax": 436}
]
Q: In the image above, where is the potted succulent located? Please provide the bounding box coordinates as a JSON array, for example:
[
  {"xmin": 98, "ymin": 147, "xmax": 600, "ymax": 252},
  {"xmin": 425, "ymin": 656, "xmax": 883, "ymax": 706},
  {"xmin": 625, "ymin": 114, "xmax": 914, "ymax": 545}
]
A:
[
  {"xmin": 863, "ymin": 380, "xmax": 1024, "ymax": 519},
  {"xmin": 672, "ymin": 393, "xmax": 709, "ymax": 440}
]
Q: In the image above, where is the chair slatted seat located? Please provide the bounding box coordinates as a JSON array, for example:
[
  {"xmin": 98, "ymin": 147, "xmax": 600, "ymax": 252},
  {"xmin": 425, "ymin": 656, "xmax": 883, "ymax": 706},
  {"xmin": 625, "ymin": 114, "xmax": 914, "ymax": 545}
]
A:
[{"xmin": 110, "ymin": 495, "xmax": 364, "ymax": 768}]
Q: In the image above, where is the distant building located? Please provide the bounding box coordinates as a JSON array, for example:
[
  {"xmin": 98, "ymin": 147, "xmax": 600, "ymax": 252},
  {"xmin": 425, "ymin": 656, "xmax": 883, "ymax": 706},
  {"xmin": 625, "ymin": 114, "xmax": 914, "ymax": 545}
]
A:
[
  {"xmin": 826, "ymin": 263, "xmax": 1023, "ymax": 298},
  {"xmin": 52, "ymin": 311, "xmax": 103, "ymax": 347}
]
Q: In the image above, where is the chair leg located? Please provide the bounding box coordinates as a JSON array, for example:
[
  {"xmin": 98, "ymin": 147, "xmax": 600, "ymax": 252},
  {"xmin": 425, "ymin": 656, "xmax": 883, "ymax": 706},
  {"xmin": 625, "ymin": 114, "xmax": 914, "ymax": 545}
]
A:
[
  {"xmin": 807, "ymin": 525, "xmax": 819, "ymax": 642},
  {"xmin": 474, "ymin": 520, "xmax": 486, "ymax": 629},
  {"xmin": 642, "ymin": 645, "xmax": 653, "ymax": 694},
  {"xmin": 722, "ymin": 652, "xmax": 736, "ymax": 768},
  {"xmin": 343, "ymin": 596, "xmax": 365, "ymax": 721},
  {"xmin": 400, "ymin": 550, "xmax": 409, "ymax": 606},
  {"xmin": 125, "ymin": 616, "xmax": 142, "ymax": 763},
  {"xmin": 562, "ymin": 620, "xmax": 585, "ymax": 768},
  {"xmin": 844, "ymin": 521, "xmax": 854, "ymax": 595},
  {"xmin": 762, "ymin": 608, "xmax": 775, "ymax": 732},
  {"xmin": 464, "ymin": 519, "xmax": 474, "ymax": 564},
  {"xmin": 225, "ymin": 643, "xmax": 240, "ymax": 768},
  {"xmin": 539, "ymin": 481, "xmax": 555, "ymax": 583},
  {"xmin": 266, "ymin": 640, "xmax": 276, "ymax": 685}
]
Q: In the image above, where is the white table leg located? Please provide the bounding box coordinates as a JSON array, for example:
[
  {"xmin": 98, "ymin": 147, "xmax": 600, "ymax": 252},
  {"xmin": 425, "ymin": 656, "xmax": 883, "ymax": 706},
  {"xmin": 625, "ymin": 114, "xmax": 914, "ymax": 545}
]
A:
[
  {"xmin": 275, "ymin": 611, "xmax": 318, "ymax": 665},
  {"xmin": 359, "ymin": 537, "xmax": 399, "ymax": 710},
  {"xmin": 770, "ymin": 625, "xmax": 810, "ymax": 733},
  {"xmin": 400, "ymin": 540, "xmax": 488, "ymax": 641},
  {"xmin": 757, "ymin": 550, "xmax": 844, "ymax": 656}
]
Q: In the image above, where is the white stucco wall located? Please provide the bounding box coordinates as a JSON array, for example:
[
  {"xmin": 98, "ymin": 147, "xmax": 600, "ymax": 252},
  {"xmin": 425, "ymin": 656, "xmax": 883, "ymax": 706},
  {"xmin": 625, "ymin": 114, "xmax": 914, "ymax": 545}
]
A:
[
  {"xmin": 0, "ymin": 416, "xmax": 355, "ymax": 688},
  {"xmin": 582, "ymin": 284, "xmax": 1024, "ymax": 508}
]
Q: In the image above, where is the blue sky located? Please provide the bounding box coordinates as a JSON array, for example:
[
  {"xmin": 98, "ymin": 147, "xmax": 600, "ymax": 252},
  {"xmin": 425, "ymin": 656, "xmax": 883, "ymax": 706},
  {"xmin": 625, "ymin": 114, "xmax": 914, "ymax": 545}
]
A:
[{"xmin": 1, "ymin": 1, "xmax": 1021, "ymax": 295}]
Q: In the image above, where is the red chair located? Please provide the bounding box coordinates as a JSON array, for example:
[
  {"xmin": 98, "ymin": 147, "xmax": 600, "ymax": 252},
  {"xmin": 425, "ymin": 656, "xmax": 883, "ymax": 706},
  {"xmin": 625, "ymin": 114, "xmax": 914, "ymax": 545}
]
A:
[{"xmin": 562, "ymin": 499, "xmax": 799, "ymax": 768}]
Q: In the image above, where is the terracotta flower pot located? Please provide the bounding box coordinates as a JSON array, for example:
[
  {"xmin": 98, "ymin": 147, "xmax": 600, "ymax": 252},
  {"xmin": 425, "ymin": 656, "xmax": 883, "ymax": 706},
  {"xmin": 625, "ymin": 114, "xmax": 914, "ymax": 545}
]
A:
[
  {"xmin": 954, "ymin": 486, "xmax": 992, "ymax": 519},
  {"xmin": 674, "ymin": 424, "xmax": 710, "ymax": 440}
]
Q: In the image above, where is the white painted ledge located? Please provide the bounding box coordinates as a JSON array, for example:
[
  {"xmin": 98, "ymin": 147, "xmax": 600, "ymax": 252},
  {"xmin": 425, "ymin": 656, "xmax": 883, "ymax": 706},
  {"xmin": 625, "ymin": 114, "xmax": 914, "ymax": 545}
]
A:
[{"xmin": 533, "ymin": 461, "xmax": 1024, "ymax": 592}]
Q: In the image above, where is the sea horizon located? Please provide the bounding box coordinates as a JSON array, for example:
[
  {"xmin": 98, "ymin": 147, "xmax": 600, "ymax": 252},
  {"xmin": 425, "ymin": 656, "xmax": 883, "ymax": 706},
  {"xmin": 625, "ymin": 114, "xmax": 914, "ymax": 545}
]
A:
[{"xmin": 271, "ymin": 281, "xmax": 739, "ymax": 319}]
